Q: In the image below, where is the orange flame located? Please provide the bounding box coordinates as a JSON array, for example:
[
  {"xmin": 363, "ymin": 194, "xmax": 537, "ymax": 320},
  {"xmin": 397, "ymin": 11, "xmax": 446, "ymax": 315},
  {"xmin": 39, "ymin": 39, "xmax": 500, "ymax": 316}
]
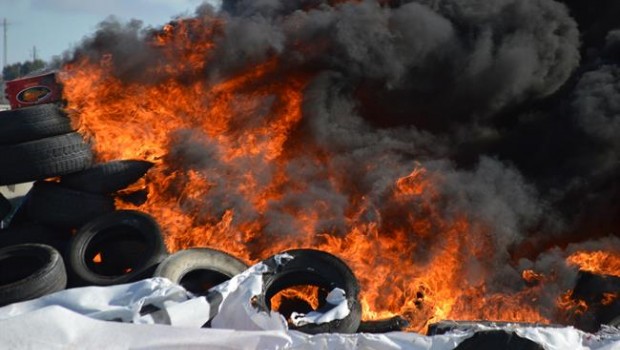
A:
[
  {"xmin": 92, "ymin": 252, "xmax": 103, "ymax": 264},
  {"xmin": 557, "ymin": 290, "xmax": 588, "ymax": 319},
  {"xmin": 271, "ymin": 285, "xmax": 321, "ymax": 312},
  {"xmin": 566, "ymin": 251, "xmax": 620, "ymax": 277},
  {"xmin": 602, "ymin": 292, "xmax": 619, "ymax": 306},
  {"xmin": 522, "ymin": 269, "xmax": 544, "ymax": 284}
]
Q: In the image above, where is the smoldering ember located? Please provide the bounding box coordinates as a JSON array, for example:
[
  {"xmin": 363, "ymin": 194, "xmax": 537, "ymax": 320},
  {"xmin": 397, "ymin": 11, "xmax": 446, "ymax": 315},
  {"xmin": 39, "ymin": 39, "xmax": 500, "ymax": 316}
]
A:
[{"xmin": 0, "ymin": 0, "xmax": 619, "ymax": 348}]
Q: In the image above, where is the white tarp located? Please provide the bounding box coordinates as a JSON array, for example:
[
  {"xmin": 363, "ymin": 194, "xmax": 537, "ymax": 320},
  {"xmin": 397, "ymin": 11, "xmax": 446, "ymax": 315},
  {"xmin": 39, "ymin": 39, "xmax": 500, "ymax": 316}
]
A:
[{"xmin": 0, "ymin": 264, "xmax": 619, "ymax": 349}]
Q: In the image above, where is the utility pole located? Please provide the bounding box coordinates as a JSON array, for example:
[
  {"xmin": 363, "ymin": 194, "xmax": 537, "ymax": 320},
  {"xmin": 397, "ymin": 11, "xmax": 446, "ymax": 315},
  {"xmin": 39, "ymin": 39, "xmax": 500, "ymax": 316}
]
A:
[
  {"xmin": 2, "ymin": 18, "xmax": 6, "ymax": 104},
  {"xmin": 2, "ymin": 18, "xmax": 7, "ymax": 69},
  {"xmin": 32, "ymin": 46, "xmax": 37, "ymax": 61}
]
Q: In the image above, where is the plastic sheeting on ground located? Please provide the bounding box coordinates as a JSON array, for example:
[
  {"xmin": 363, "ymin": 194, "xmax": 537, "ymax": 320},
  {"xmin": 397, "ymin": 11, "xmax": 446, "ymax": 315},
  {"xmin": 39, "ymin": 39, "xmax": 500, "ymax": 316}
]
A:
[{"xmin": 0, "ymin": 264, "xmax": 619, "ymax": 349}]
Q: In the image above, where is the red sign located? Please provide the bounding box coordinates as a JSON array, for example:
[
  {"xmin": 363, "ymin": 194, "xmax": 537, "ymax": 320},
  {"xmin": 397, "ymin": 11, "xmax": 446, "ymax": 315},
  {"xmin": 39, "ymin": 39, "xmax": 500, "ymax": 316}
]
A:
[{"xmin": 4, "ymin": 71, "xmax": 62, "ymax": 109}]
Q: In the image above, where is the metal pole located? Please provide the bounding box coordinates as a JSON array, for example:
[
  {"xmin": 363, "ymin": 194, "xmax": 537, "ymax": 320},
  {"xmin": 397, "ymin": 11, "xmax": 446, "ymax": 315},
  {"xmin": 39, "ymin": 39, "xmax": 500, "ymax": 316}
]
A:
[{"xmin": 3, "ymin": 18, "xmax": 7, "ymax": 68}]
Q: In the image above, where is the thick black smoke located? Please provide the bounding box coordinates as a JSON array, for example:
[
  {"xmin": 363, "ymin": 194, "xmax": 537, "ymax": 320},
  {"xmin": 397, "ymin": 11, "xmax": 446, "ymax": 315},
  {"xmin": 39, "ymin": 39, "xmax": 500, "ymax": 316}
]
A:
[{"xmin": 66, "ymin": 0, "xmax": 619, "ymax": 327}]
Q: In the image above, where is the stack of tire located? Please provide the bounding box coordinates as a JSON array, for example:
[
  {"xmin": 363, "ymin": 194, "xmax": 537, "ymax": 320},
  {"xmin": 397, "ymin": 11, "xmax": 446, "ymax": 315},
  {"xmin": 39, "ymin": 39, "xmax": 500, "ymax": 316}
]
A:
[
  {"xmin": 0, "ymin": 105, "xmax": 261, "ymax": 323},
  {"xmin": 0, "ymin": 104, "xmax": 163, "ymax": 305}
]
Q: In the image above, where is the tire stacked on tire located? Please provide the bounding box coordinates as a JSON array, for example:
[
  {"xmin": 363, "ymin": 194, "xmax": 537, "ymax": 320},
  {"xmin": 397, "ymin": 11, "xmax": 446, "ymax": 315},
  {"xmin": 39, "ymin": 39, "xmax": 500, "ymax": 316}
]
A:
[
  {"xmin": 21, "ymin": 159, "xmax": 154, "ymax": 230},
  {"xmin": 0, "ymin": 104, "xmax": 91, "ymax": 305},
  {"xmin": 0, "ymin": 104, "xmax": 162, "ymax": 293},
  {"xmin": 0, "ymin": 103, "xmax": 168, "ymax": 311},
  {"xmin": 0, "ymin": 105, "xmax": 92, "ymax": 186},
  {"xmin": 59, "ymin": 159, "xmax": 154, "ymax": 195},
  {"xmin": 25, "ymin": 181, "xmax": 116, "ymax": 229},
  {"xmin": 0, "ymin": 104, "xmax": 96, "ymax": 228}
]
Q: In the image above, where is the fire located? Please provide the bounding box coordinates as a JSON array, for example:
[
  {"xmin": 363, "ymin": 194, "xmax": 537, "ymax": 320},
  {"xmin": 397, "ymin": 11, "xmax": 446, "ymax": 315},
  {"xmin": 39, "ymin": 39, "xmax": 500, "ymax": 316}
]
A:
[
  {"xmin": 602, "ymin": 293, "xmax": 619, "ymax": 306},
  {"xmin": 271, "ymin": 285, "xmax": 321, "ymax": 314},
  {"xmin": 59, "ymin": 13, "xmax": 619, "ymax": 333},
  {"xmin": 93, "ymin": 252, "xmax": 103, "ymax": 264},
  {"xmin": 522, "ymin": 269, "xmax": 544, "ymax": 284},
  {"xmin": 557, "ymin": 290, "xmax": 588, "ymax": 319},
  {"xmin": 566, "ymin": 251, "xmax": 620, "ymax": 277}
]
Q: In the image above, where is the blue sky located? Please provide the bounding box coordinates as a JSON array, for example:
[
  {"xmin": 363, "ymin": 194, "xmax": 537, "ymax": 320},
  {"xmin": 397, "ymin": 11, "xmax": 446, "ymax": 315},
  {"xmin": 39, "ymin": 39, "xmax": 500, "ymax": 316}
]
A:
[{"xmin": 0, "ymin": 0, "xmax": 220, "ymax": 65}]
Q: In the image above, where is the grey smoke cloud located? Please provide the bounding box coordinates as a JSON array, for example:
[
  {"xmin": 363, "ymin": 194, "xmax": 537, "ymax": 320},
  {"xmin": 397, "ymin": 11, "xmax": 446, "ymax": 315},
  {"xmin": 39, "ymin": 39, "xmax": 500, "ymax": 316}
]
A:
[
  {"xmin": 573, "ymin": 65, "xmax": 620, "ymax": 148},
  {"xmin": 231, "ymin": 0, "xmax": 578, "ymax": 117}
]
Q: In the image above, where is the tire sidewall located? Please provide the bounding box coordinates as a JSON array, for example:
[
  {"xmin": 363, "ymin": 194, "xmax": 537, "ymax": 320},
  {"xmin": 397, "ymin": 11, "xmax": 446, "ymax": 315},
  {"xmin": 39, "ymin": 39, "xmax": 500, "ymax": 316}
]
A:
[
  {"xmin": 0, "ymin": 243, "xmax": 67, "ymax": 306},
  {"xmin": 154, "ymin": 248, "xmax": 248, "ymax": 284},
  {"xmin": 258, "ymin": 249, "xmax": 361, "ymax": 334},
  {"xmin": 68, "ymin": 210, "xmax": 168, "ymax": 286}
]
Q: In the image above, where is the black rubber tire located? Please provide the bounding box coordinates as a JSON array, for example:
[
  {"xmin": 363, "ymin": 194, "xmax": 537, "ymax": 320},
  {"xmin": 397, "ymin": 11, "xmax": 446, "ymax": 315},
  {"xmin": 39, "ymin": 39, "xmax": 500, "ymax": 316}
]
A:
[
  {"xmin": 356, "ymin": 316, "xmax": 409, "ymax": 333},
  {"xmin": 427, "ymin": 320, "xmax": 564, "ymax": 335},
  {"xmin": 26, "ymin": 181, "xmax": 115, "ymax": 229},
  {"xmin": 257, "ymin": 249, "xmax": 362, "ymax": 334},
  {"xmin": 0, "ymin": 193, "xmax": 11, "ymax": 222},
  {"xmin": 154, "ymin": 248, "xmax": 248, "ymax": 295},
  {"xmin": 60, "ymin": 160, "xmax": 154, "ymax": 194},
  {"xmin": 0, "ymin": 132, "xmax": 93, "ymax": 186},
  {"xmin": 0, "ymin": 104, "xmax": 75, "ymax": 145},
  {"xmin": 454, "ymin": 330, "xmax": 543, "ymax": 350},
  {"xmin": 0, "ymin": 223, "xmax": 72, "ymax": 255},
  {"xmin": 67, "ymin": 210, "xmax": 168, "ymax": 287},
  {"xmin": 0, "ymin": 243, "xmax": 67, "ymax": 306}
]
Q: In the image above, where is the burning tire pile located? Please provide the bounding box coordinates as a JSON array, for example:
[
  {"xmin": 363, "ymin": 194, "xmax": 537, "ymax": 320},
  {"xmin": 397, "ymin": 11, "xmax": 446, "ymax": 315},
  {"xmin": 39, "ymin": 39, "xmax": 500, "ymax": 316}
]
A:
[
  {"xmin": 0, "ymin": 104, "xmax": 545, "ymax": 343},
  {"xmin": 0, "ymin": 102, "xmax": 619, "ymax": 348},
  {"xmin": 2, "ymin": 0, "xmax": 620, "ymax": 346}
]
